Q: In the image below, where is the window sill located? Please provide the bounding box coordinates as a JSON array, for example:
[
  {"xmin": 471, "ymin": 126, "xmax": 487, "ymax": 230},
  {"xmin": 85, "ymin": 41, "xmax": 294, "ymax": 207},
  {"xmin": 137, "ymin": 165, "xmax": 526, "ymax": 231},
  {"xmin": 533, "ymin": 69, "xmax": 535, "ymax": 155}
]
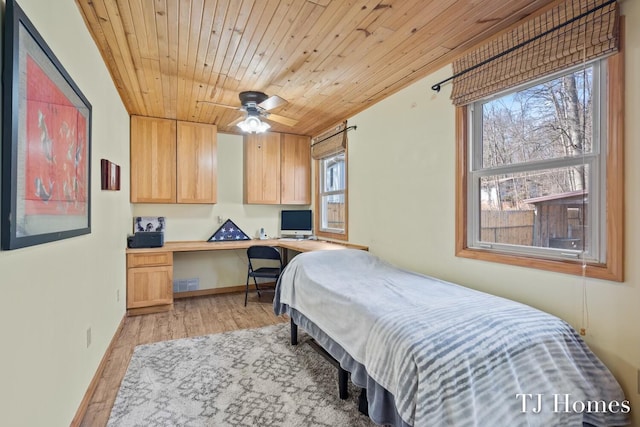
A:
[
  {"xmin": 317, "ymin": 230, "xmax": 348, "ymax": 241},
  {"xmin": 456, "ymin": 247, "xmax": 622, "ymax": 282}
]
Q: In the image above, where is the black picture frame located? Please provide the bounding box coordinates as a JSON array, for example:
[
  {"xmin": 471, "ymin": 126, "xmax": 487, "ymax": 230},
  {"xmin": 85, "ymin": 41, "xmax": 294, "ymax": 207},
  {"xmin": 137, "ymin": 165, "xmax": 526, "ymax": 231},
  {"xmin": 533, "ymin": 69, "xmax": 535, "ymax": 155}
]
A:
[{"xmin": 1, "ymin": 0, "xmax": 92, "ymax": 250}]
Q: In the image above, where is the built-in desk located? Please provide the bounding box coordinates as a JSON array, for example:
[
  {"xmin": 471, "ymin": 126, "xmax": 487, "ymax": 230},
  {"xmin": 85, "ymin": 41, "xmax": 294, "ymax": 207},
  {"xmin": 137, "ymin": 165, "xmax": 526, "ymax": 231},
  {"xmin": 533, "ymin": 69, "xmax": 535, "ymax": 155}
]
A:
[{"xmin": 125, "ymin": 239, "xmax": 368, "ymax": 316}]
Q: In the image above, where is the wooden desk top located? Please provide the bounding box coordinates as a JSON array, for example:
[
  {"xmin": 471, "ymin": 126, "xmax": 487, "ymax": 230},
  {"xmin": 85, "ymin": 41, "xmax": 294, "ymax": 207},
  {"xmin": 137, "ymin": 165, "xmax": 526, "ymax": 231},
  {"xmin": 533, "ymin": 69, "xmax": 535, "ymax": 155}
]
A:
[{"xmin": 125, "ymin": 238, "xmax": 368, "ymax": 254}]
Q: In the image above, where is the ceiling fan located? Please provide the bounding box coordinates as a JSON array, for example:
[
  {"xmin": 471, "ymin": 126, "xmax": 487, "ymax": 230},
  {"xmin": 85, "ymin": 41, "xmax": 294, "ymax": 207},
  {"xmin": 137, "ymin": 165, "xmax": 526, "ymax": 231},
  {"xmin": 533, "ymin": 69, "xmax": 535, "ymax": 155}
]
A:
[{"xmin": 198, "ymin": 91, "xmax": 298, "ymax": 133}]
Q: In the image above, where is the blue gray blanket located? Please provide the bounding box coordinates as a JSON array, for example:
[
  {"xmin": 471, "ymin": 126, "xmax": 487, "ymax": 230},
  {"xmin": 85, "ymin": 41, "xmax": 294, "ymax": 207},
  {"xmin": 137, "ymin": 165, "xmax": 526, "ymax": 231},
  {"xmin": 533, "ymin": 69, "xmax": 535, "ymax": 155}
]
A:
[{"xmin": 274, "ymin": 249, "xmax": 628, "ymax": 427}]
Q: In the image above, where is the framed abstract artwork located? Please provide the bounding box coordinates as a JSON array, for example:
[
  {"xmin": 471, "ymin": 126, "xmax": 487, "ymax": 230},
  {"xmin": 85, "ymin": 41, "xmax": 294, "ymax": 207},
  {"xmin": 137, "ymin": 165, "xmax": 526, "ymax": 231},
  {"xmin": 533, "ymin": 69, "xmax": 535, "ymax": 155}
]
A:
[{"xmin": 1, "ymin": 0, "xmax": 92, "ymax": 249}]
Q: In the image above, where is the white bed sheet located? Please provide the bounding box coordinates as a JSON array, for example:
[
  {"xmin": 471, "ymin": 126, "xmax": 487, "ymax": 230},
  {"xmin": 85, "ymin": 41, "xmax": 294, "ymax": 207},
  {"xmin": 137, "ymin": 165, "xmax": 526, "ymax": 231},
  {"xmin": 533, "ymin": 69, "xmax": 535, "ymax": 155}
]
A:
[{"xmin": 275, "ymin": 249, "xmax": 628, "ymax": 427}]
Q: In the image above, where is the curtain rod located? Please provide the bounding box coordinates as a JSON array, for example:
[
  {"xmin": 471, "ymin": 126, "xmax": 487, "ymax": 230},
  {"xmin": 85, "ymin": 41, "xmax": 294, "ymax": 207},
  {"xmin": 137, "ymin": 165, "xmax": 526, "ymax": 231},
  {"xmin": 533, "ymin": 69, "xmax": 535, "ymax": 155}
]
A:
[
  {"xmin": 311, "ymin": 125, "xmax": 357, "ymax": 146},
  {"xmin": 431, "ymin": 0, "xmax": 616, "ymax": 92}
]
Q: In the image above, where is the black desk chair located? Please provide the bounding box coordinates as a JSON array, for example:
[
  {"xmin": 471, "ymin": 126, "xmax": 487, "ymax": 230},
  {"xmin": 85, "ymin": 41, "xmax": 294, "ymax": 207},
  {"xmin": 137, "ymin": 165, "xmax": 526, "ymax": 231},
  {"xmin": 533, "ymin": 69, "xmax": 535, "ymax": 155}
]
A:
[{"xmin": 245, "ymin": 245, "xmax": 283, "ymax": 306}]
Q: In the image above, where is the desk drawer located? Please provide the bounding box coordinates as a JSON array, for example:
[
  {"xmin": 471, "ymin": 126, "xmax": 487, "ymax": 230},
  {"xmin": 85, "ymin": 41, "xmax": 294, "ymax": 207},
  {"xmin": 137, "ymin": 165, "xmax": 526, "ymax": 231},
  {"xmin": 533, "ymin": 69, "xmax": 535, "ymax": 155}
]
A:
[{"xmin": 127, "ymin": 252, "xmax": 172, "ymax": 268}]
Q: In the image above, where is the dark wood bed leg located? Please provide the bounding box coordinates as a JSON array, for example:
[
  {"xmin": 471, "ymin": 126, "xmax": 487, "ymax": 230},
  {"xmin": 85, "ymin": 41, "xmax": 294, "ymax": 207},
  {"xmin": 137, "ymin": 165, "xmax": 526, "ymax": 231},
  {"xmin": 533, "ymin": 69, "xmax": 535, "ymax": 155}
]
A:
[
  {"xmin": 358, "ymin": 388, "xmax": 369, "ymax": 415},
  {"xmin": 338, "ymin": 366, "xmax": 348, "ymax": 399},
  {"xmin": 305, "ymin": 337, "xmax": 349, "ymax": 400},
  {"xmin": 290, "ymin": 318, "xmax": 298, "ymax": 345}
]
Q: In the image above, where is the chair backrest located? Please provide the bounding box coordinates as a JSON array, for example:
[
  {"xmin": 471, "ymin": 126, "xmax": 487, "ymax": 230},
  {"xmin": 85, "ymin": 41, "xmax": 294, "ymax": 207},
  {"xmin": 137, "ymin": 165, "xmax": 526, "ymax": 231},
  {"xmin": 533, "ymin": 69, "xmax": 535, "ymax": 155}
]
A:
[{"xmin": 247, "ymin": 245, "xmax": 282, "ymax": 262}]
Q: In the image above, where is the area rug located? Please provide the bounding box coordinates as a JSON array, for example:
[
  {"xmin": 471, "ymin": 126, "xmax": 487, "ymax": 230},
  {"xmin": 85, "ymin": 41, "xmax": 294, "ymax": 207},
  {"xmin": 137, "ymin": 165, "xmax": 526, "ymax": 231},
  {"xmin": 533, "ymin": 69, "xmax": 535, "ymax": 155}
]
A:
[{"xmin": 107, "ymin": 323, "xmax": 375, "ymax": 426}]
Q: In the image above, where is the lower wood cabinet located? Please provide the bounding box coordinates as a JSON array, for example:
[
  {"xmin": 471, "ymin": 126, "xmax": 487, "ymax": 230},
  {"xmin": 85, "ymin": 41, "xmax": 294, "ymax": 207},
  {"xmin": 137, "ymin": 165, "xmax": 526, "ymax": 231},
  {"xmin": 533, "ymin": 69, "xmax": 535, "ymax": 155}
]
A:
[{"xmin": 127, "ymin": 252, "xmax": 174, "ymax": 315}]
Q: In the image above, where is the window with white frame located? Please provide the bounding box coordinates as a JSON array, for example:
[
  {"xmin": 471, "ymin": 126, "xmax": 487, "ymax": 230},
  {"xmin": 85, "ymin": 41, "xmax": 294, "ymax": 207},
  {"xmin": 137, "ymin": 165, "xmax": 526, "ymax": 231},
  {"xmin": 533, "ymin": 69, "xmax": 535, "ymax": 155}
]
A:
[
  {"xmin": 318, "ymin": 152, "xmax": 346, "ymax": 235},
  {"xmin": 467, "ymin": 61, "xmax": 606, "ymax": 263},
  {"xmin": 453, "ymin": 0, "xmax": 622, "ymax": 280}
]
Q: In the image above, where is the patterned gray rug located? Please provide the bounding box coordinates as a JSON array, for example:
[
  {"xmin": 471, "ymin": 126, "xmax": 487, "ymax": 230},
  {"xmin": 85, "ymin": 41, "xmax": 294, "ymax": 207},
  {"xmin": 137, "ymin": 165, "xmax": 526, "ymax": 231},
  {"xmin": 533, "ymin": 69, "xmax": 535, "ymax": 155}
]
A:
[{"xmin": 108, "ymin": 322, "xmax": 375, "ymax": 426}]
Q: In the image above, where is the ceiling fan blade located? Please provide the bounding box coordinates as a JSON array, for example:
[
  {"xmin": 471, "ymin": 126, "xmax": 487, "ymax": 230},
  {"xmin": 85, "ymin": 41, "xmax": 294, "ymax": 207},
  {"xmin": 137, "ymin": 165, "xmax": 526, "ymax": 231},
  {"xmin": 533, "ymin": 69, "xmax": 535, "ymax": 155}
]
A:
[
  {"xmin": 258, "ymin": 95, "xmax": 288, "ymax": 111},
  {"xmin": 264, "ymin": 113, "xmax": 298, "ymax": 127},
  {"xmin": 196, "ymin": 100, "xmax": 240, "ymax": 110},
  {"xmin": 228, "ymin": 115, "xmax": 245, "ymax": 127}
]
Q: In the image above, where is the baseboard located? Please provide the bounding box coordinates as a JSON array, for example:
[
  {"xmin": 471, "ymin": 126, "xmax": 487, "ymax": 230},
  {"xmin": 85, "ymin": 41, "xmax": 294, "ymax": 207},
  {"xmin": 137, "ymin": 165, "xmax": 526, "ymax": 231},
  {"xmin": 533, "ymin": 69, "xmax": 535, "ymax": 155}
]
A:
[
  {"xmin": 70, "ymin": 314, "xmax": 126, "ymax": 427},
  {"xmin": 127, "ymin": 303, "xmax": 174, "ymax": 316},
  {"xmin": 173, "ymin": 285, "xmax": 245, "ymax": 299},
  {"xmin": 173, "ymin": 282, "xmax": 276, "ymax": 299}
]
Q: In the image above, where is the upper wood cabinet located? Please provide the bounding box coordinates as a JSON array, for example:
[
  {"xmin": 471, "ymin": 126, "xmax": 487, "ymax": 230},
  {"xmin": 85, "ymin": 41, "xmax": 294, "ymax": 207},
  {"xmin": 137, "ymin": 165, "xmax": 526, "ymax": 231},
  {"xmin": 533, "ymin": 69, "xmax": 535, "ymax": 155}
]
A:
[
  {"xmin": 130, "ymin": 116, "xmax": 217, "ymax": 203},
  {"xmin": 176, "ymin": 121, "xmax": 217, "ymax": 203},
  {"xmin": 244, "ymin": 132, "xmax": 281, "ymax": 204},
  {"xmin": 244, "ymin": 132, "xmax": 310, "ymax": 205},
  {"xmin": 281, "ymin": 134, "xmax": 311, "ymax": 204},
  {"xmin": 130, "ymin": 116, "xmax": 176, "ymax": 203}
]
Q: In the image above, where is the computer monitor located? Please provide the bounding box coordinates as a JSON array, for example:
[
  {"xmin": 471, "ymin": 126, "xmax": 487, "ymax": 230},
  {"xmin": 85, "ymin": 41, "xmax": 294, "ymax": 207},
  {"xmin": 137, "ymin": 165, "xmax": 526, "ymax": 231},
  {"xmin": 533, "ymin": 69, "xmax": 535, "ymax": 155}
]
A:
[{"xmin": 280, "ymin": 210, "xmax": 313, "ymax": 238}]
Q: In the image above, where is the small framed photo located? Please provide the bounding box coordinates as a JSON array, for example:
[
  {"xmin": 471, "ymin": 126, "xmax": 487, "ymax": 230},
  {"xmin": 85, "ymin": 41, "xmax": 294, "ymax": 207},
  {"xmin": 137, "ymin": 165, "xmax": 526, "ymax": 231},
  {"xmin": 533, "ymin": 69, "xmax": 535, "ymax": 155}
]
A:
[
  {"xmin": 134, "ymin": 216, "xmax": 165, "ymax": 233},
  {"xmin": 101, "ymin": 159, "xmax": 120, "ymax": 190}
]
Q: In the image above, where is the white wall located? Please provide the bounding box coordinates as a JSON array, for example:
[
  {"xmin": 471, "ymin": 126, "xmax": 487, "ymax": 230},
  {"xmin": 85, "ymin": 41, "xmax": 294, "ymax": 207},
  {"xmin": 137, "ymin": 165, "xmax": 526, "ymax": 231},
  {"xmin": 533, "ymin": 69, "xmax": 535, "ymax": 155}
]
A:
[
  {"xmin": 0, "ymin": 0, "xmax": 131, "ymax": 425},
  {"xmin": 348, "ymin": 4, "xmax": 639, "ymax": 424}
]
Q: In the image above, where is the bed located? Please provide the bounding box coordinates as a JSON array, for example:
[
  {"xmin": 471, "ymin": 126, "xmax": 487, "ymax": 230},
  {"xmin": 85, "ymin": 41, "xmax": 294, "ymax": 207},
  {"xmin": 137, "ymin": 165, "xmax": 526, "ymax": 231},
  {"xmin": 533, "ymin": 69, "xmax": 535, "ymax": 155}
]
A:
[{"xmin": 273, "ymin": 249, "xmax": 629, "ymax": 427}]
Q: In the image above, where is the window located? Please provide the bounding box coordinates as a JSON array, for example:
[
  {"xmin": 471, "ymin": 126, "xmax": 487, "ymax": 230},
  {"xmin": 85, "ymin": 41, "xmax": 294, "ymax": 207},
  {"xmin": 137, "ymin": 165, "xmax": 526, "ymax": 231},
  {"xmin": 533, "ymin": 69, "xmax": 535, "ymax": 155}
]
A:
[
  {"xmin": 456, "ymin": 55, "xmax": 624, "ymax": 281},
  {"xmin": 470, "ymin": 62, "xmax": 603, "ymax": 261},
  {"xmin": 316, "ymin": 151, "xmax": 347, "ymax": 239}
]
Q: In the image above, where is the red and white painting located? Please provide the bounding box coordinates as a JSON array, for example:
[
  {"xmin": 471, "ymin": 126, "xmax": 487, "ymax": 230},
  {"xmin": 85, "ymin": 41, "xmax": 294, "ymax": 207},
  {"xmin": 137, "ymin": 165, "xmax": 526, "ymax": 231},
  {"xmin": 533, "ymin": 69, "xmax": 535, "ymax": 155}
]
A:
[{"xmin": 24, "ymin": 54, "xmax": 88, "ymax": 216}]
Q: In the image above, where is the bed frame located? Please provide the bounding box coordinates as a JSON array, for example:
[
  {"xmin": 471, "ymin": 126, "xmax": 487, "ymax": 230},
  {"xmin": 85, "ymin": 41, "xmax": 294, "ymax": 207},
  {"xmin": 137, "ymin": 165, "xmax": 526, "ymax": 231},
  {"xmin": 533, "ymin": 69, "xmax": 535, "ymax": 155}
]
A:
[{"xmin": 290, "ymin": 318, "xmax": 369, "ymax": 415}]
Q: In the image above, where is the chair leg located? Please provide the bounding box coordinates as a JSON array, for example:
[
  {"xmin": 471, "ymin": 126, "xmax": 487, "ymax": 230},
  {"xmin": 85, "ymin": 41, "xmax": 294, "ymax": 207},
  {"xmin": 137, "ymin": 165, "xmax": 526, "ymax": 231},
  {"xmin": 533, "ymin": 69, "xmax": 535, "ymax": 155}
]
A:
[
  {"xmin": 253, "ymin": 277, "xmax": 261, "ymax": 298},
  {"xmin": 244, "ymin": 275, "xmax": 250, "ymax": 306}
]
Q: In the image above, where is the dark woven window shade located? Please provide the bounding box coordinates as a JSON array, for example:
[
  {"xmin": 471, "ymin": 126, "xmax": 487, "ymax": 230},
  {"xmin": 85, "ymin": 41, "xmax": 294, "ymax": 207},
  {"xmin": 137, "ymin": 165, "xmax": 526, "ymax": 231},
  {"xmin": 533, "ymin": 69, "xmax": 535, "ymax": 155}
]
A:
[
  {"xmin": 311, "ymin": 121, "xmax": 347, "ymax": 160},
  {"xmin": 450, "ymin": 0, "xmax": 619, "ymax": 106}
]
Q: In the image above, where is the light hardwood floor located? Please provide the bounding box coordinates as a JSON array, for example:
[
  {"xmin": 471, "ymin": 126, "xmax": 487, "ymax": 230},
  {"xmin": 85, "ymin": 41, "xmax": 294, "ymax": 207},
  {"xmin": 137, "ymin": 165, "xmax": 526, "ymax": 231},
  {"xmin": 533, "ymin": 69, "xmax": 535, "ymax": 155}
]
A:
[{"xmin": 80, "ymin": 291, "xmax": 286, "ymax": 426}]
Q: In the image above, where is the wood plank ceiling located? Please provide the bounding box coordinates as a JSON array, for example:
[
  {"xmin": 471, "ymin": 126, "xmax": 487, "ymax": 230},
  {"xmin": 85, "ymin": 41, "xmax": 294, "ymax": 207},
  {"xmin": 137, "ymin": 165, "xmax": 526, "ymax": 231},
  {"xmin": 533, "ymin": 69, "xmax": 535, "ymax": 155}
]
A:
[{"xmin": 75, "ymin": 0, "xmax": 556, "ymax": 136}]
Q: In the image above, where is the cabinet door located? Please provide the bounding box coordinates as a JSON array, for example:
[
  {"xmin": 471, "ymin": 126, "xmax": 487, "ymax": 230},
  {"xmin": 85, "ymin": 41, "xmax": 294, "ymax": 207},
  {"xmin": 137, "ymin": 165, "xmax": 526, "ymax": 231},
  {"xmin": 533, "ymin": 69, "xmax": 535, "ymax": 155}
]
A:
[
  {"xmin": 281, "ymin": 134, "xmax": 311, "ymax": 204},
  {"xmin": 176, "ymin": 121, "xmax": 217, "ymax": 203},
  {"xmin": 127, "ymin": 265, "xmax": 173, "ymax": 308},
  {"xmin": 130, "ymin": 116, "xmax": 176, "ymax": 203},
  {"xmin": 244, "ymin": 133, "xmax": 281, "ymax": 204}
]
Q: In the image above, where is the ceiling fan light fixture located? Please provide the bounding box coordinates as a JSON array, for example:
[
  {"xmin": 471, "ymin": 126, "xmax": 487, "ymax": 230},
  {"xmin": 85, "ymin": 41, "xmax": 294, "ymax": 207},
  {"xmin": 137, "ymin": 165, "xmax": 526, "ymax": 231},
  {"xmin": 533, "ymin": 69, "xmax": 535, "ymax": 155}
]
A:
[{"xmin": 237, "ymin": 115, "xmax": 270, "ymax": 133}]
